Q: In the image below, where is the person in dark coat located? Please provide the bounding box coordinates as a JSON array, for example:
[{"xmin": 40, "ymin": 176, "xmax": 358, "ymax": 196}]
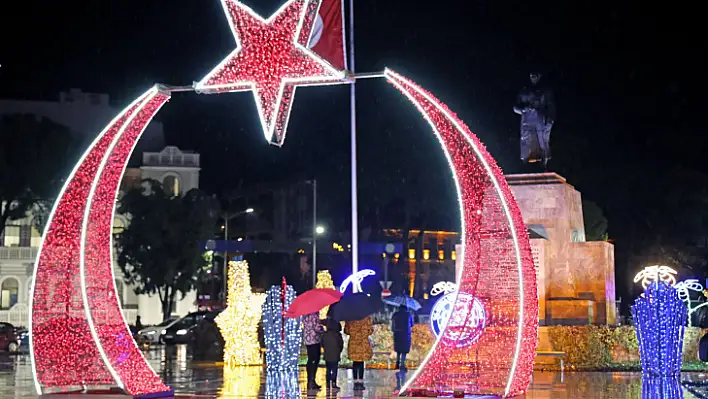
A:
[
  {"xmin": 392, "ymin": 307, "xmax": 413, "ymax": 370},
  {"xmin": 322, "ymin": 318, "xmax": 344, "ymax": 391}
]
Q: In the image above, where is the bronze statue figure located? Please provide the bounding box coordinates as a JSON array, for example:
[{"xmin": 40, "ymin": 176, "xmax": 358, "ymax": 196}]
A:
[{"xmin": 514, "ymin": 72, "xmax": 555, "ymax": 168}]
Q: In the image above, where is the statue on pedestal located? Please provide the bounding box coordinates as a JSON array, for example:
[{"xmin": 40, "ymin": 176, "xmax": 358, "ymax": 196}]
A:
[{"xmin": 513, "ymin": 72, "xmax": 555, "ymax": 168}]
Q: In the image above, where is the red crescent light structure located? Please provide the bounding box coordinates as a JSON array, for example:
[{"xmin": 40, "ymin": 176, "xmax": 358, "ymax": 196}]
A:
[
  {"xmin": 29, "ymin": 86, "xmax": 172, "ymax": 397},
  {"xmin": 384, "ymin": 69, "xmax": 538, "ymax": 398}
]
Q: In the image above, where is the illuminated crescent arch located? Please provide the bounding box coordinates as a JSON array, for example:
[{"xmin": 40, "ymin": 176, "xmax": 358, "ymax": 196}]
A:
[
  {"xmin": 29, "ymin": 70, "xmax": 537, "ymax": 398},
  {"xmin": 29, "ymin": 87, "xmax": 172, "ymax": 396},
  {"xmin": 384, "ymin": 69, "xmax": 537, "ymax": 398}
]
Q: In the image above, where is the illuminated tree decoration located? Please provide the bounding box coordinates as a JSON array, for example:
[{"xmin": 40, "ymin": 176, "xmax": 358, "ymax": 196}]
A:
[
  {"xmin": 216, "ymin": 260, "xmax": 266, "ymax": 367},
  {"xmin": 262, "ymin": 283, "xmax": 302, "ymax": 371},
  {"xmin": 339, "ymin": 269, "xmax": 375, "ymax": 293},
  {"xmin": 316, "ymin": 270, "xmax": 335, "ymax": 319},
  {"xmin": 29, "ymin": 87, "xmax": 172, "ymax": 397},
  {"xmin": 633, "ymin": 265, "xmax": 678, "ymax": 289},
  {"xmin": 222, "ymin": 366, "xmax": 263, "ymax": 398},
  {"xmin": 194, "ymin": 0, "xmax": 347, "ymax": 146},
  {"xmin": 632, "ymin": 281, "xmax": 687, "ymax": 377},
  {"xmin": 385, "ymin": 69, "xmax": 538, "ymax": 398}
]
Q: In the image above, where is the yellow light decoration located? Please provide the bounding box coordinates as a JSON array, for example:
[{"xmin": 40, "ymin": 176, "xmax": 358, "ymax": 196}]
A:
[
  {"xmin": 316, "ymin": 270, "xmax": 335, "ymax": 319},
  {"xmin": 215, "ymin": 260, "xmax": 266, "ymax": 367},
  {"xmin": 220, "ymin": 366, "xmax": 263, "ymax": 399}
]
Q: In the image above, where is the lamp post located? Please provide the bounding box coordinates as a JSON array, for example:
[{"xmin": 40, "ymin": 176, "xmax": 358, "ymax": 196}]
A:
[
  {"xmin": 221, "ymin": 207, "xmax": 254, "ymax": 298},
  {"xmin": 313, "ymin": 225, "xmax": 325, "ymax": 286}
]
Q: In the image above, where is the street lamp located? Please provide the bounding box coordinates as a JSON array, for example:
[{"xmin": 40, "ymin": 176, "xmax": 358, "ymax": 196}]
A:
[
  {"xmin": 313, "ymin": 225, "xmax": 325, "ymax": 286},
  {"xmin": 221, "ymin": 208, "xmax": 254, "ymax": 298}
]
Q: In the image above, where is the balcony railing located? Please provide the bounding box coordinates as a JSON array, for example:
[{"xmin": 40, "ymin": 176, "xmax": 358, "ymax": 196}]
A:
[{"xmin": 0, "ymin": 247, "xmax": 38, "ymax": 261}]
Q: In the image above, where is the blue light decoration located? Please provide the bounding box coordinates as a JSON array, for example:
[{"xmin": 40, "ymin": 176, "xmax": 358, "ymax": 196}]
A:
[
  {"xmin": 632, "ymin": 281, "xmax": 687, "ymax": 377},
  {"xmin": 642, "ymin": 376, "xmax": 684, "ymax": 399},
  {"xmin": 339, "ymin": 269, "xmax": 376, "ymax": 293},
  {"xmin": 264, "ymin": 371, "xmax": 300, "ymax": 399},
  {"xmin": 262, "ymin": 279, "xmax": 302, "ymax": 371},
  {"xmin": 429, "ymin": 291, "xmax": 486, "ymax": 348}
]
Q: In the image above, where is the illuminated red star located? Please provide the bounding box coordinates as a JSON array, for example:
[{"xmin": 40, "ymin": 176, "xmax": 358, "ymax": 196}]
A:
[{"xmin": 195, "ymin": 0, "xmax": 347, "ymax": 146}]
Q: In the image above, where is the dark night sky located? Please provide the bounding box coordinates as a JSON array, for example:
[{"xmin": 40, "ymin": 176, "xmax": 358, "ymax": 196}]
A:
[{"xmin": 2, "ymin": 1, "xmax": 707, "ymax": 298}]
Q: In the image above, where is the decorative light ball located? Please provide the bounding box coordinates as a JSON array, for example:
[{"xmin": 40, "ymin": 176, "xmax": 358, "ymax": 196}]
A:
[{"xmin": 430, "ymin": 292, "xmax": 486, "ymax": 348}]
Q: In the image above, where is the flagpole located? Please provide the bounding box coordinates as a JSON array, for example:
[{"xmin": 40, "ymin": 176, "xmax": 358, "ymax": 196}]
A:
[{"xmin": 348, "ymin": 0, "xmax": 360, "ymax": 293}]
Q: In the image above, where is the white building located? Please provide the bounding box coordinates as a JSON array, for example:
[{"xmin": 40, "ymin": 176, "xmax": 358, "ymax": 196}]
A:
[{"xmin": 118, "ymin": 146, "xmax": 202, "ymax": 325}]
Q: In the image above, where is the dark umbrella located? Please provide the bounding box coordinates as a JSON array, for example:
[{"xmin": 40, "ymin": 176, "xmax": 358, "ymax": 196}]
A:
[
  {"xmin": 330, "ymin": 293, "xmax": 381, "ymax": 321},
  {"xmin": 383, "ymin": 295, "xmax": 422, "ymax": 310}
]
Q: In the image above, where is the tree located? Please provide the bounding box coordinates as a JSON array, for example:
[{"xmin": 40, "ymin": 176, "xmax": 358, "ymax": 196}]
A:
[
  {"xmin": 582, "ymin": 200, "xmax": 608, "ymax": 241},
  {"xmin": 0, "ymin": 114, "xmax": 77, "ymax": 236},
  {"xmin": 115, "ymin": 180, "xmax": 219, "ymax": 321}
]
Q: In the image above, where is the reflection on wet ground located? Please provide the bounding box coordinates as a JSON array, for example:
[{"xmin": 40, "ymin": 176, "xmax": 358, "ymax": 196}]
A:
[{"xmin": 0, "ymin": 347, "xmax": 706, "ymax": 398}]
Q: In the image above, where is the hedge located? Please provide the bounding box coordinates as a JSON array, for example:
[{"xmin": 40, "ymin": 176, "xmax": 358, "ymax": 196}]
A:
[{"xmin": 351, "ymin": 324, "xmax": 708, "ymax": 371}]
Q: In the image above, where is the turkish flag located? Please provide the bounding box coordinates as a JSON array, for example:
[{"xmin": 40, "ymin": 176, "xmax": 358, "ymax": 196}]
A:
[{"xmin": 307, "ymin": 0, "xmax": 347, "ymax": 71}]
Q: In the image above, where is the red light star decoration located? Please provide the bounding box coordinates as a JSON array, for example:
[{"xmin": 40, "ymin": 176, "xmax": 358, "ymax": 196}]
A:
[{"xmin": 195, "ymin": 0, "xmax": 347, "ymax": 146}]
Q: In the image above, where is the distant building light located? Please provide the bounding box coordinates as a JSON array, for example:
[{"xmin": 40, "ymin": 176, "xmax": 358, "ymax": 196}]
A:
[
  {"xmin": 408, "ymin": 249, "xmax": 415, "ymax": 260},
  {"xmin": 438, "ymin": 250, "xmax": 444, "ymax": 260},
  {"xmin": 423, "ymin": 249, "xmax": 430, "ymax": 260}
]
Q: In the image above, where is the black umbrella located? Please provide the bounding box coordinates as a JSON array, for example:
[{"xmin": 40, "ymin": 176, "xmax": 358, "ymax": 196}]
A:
[{"xmin": 330, "ymin": 293, "xmax": 381, "ymax": 321}]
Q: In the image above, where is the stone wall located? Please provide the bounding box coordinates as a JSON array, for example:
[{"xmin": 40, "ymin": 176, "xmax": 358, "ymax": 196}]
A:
[{"xmin": 507, "ymin": 173, "xmax": 616, "ymax": 325}]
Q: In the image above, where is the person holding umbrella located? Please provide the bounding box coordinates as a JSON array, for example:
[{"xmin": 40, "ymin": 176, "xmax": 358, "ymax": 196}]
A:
[
  {"xmin": 392, "ymin": 307, "xmax": 413, "ymax": 370},
  {"xmin": 322, "ymin": 317, "xmax": 344, "ymax": 391},
  {"xmin": 303, "ymin": 312, "xmax": 324, "ymax": 390},
  {"xmin": 344, "ymin": 316, "xmax": 373, "ymax": 391},
  {"xmin": 284, "ymin": 288, "xmax": 343, "ymax": 390}
]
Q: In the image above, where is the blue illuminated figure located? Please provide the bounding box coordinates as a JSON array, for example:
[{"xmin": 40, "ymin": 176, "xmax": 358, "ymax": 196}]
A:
[
  {"xmin": 642, "ymin": 376, "xmax": 683, "ymax": 399},
  {"xmin": 262, "ymin": 282, "xmax": 302, "ymax": 371},
  {"xmin": 632, "ymin": 281, "xmax": 687, "ymax": 377}
]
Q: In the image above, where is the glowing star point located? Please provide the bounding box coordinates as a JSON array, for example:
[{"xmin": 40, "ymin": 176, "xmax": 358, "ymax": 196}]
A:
[{"xmin": 195, "ymin": 0, "xmax": 347, "ymax": 146}]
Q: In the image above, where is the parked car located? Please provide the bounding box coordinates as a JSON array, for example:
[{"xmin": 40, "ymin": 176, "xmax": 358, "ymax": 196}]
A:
[
  {"xmin": 0, "ymin": 323, "xmax": 20, "ymax": 352},
  {"xmin": 162, "ymin": 311, "xmax": 221, "ymax": 345},
  {"xmin": 136, "ymin": 317, "xmax": 178, "ymax": 344}
]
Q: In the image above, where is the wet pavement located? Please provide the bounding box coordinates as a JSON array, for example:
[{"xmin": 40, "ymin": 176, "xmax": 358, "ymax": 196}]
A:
[{"xmin": 1, "ymin": 347, "xmax": 707, "ymax": 398}]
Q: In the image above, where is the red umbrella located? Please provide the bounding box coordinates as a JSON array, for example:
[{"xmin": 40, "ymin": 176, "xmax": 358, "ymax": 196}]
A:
[{"xmin": 284, "ymin": 288, "xmax": 342, "ymax": 318}]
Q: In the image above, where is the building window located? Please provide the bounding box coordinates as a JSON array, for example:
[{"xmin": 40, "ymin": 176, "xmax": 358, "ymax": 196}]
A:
[
  {"xmin": 113, "ymin": 218, "xmax": 126, "ymax": 235},
  {"xmin": 3, "ymin": 225, "xmax": 19, "ymax": 246},
  {"xmin": 19, "ymin": 225, "xmax": 31, "ymax": 247},
  {"xmin": 0, "ymin": 229, "xmax": 4, "ymax": 247},
  {"xmin": 0, "ymin": 278, "xmax": 19, "ymax": 309},
  {"xmin": 163, "ymin": 175, "xmax": 180, "ymax": 197}
]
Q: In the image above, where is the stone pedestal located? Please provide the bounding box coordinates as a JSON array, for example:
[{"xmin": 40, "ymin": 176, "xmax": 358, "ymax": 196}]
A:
[{"xmin": 506, "ymin": 173, "xmax": 616, "ymax": 325}]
